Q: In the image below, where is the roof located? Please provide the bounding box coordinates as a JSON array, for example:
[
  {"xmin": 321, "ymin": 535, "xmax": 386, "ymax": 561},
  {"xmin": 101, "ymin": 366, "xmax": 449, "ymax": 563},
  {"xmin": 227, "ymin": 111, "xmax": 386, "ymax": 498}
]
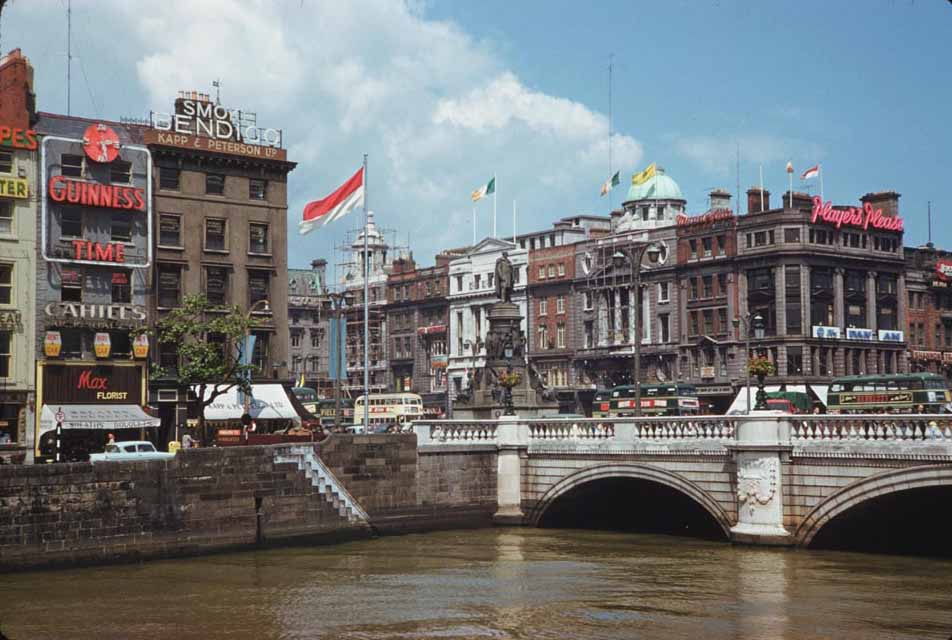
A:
[
  {"xmin": 625, "ymin": 170, "xmax": 684, "ymax": 203},
  {"xmin": 35, "ymin": 111, "xmax": 145, "ymax": 144}
]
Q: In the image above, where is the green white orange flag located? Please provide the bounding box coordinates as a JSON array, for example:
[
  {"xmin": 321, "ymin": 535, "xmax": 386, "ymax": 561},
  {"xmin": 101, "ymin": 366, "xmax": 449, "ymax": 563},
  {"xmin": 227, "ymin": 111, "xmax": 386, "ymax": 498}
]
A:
[
  {"xmin": 600, "ymin": 171, "xmax": 620, "ymax": 196},
  {"xmin": 471, "ymin": 177, "xmax": 495, "ymax": 202}
]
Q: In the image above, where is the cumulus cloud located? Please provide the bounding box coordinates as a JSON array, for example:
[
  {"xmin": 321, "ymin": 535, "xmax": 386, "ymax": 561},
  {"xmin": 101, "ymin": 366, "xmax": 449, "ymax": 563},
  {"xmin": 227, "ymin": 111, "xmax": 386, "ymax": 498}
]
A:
[
  {"xmin": 10, "ymin": 0, "xmax": 643, "ymax": 269},
  {"xmin": 674, "ymin": 133, "xmax": 823, "ymax": 177}
]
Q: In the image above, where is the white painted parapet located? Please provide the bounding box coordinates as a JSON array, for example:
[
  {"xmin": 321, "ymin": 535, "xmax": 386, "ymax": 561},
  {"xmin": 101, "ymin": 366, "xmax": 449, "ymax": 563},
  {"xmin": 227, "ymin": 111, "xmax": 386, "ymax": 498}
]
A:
[{"xmin": 494, "ymin": 416, "xmax": 528, "ymax": 525}]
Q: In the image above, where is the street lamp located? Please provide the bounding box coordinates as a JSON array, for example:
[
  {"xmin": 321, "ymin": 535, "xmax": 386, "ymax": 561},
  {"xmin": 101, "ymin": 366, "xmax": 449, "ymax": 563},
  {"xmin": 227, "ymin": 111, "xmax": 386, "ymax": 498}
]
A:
[
  {"xmin": 324, "ymin": 292, "xmax": 354, "ymax": 432},
  {"xmin": 751, "ymin": 313, "xmax": 768, "ymax": 411},
  {"xmin": 242, "ymin": 298, "xmax": 271, "ymax": 418},
  {"xmin": 733, "ymin": 312, "xmax": 765, "ymax": 415},
  {"xmin": 612, "ymin": 241, "xmax": 662, "ymax": 417},
  {"xmin": 503, "ymin": 338, "xmax": 515, "ymax": 416}
]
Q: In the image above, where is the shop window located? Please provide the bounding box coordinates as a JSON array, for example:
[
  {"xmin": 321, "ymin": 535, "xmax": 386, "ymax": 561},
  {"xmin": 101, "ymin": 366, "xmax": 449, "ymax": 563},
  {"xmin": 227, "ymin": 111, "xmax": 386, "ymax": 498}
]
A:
[
  {"xmin": 204, "ymin": 218, "xmax": 227, "ymax": 251},
  {"xmin": 0, "ymin": 201, "xmax": 12, "ymax": 235},
  {"xmin": 111, "ymin": 218, "xmax": 132, "ymax": 244},
  {"xmin": 61, "ymin": 154, "xmax": 84, "ymax": 178},
  {"xmin": 159, "ymin": 166, "xmax": 180, "ymax": 190},
  {"xmin": 61, "ymin": 269, "xmax": 83, "ymax": 302},
  {"xmin": 206, "ymin": 173, "xmax": 225, "ymax": 195},
  {"xmin": 61, "ymin": 210, "xmax": 82, "ymax": 238},
  {"xmin": 111, "ymin": 271, "xmax": 131, "ymax": 304},
  {"xmin": 157, "ymin": 265, "xmax": 181, "ymax": 308},
  {"xmin": 0, "ymin": 331, "xmax": 10, "ymax": 378},
  {"xmin": 0, "ymin": 264, "xmax": 11, "ymax": 304},
  {"xmin": 249, "ymin": 179, "xmax": 266, "ymax": 201},
  {"xmin": 159, "ymin": 214, "xmax": 181, "ymax": 247},
  {"xmin": 249, "ymin": 223, "xmax": 269, "ymax": 254},
  {"xmin": 248, "ymin": 270, "xmax": 270, "ymax": 307},
  {"xmin": 0, "ymin": 150, "xmax": 12, "ymax": 173},
  {"xmin": 110, "ymin": 160, "xmax": 132, "ymax": 184},
  {"xmin": 205, "ymin": 266, "xmax": 228, "ymax": 305}
]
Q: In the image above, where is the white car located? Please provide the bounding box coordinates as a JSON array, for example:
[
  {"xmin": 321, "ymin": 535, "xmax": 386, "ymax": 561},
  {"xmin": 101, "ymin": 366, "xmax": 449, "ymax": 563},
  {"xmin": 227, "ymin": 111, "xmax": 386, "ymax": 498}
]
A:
[{"xmin": 89, "ymin": 441, "xmax": 176, "ymax": 463}]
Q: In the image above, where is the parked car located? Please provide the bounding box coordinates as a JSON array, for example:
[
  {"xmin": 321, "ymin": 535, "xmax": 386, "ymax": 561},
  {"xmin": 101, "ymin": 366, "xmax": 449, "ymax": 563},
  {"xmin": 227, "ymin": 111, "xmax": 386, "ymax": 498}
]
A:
[{"xmin": 89, "ymin": 441, "xmax": 176, "ymax": 463}]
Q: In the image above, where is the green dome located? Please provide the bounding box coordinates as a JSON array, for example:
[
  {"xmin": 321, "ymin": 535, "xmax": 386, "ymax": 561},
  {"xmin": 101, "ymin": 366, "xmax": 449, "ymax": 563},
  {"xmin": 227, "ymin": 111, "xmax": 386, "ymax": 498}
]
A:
[{"xmin": 625, "ymin": 171, "xmax": 684, "ymax": 202}]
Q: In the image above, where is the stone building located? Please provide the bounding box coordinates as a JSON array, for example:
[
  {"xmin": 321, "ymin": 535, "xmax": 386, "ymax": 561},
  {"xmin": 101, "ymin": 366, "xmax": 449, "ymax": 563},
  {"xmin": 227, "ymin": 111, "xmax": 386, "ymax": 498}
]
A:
[
  {"xmin": 144, "ymin": 91, "xmax": 295, "ymax": 432},
  {"xmin": 903, "ymin": 243, "xmax": 952, "ymax": 377},
  {"xmin": 385, "ymin": 252, "xmax": 453, "ymax": 416},
  {"xmin": 0, "ymin": 49, "xmax": 37, "ymax": 459},
  {"xmin": 288, "ymin": 259, "xmax": 329, "ymax": 395},
  {"xmin": 447, "ymin": 238, "xmax": 527, "ymax": 406}
]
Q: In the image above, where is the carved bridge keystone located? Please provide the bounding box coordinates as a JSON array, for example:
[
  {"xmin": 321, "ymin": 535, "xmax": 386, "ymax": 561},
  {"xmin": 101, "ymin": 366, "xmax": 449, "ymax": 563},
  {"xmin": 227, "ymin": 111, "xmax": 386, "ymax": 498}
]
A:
[{"xmin": 413, "ymin": 413, "xmax": 952, "ymax": 546}]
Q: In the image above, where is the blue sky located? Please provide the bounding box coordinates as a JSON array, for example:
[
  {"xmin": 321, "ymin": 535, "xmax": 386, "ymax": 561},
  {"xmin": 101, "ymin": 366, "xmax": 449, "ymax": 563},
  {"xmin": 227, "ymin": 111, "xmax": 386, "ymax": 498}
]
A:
[{"xmin": 8, "ymin": 0, "xmax": 951, "ymax": 272}]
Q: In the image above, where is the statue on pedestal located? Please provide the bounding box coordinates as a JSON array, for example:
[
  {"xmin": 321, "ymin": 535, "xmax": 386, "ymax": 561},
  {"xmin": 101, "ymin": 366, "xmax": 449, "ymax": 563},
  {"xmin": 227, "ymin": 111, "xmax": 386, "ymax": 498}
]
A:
[{"xmin": 494, "ymin": 252, "xmax": 514, "ymax": 303}]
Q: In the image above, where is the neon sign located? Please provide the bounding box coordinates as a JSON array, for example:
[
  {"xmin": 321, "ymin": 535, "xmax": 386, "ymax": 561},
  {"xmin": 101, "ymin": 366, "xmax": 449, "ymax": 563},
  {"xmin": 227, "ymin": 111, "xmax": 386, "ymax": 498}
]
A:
[
  {"xmin": 151, "ymin": 97, "xmax": 282, "ymax": 148},
  {"xmin": 0, "ymin": 126, "xmax": 37, "ymax": 151},
  {"xmin": 71, "ymin": 240, "xmax": 126, "ymax": 263},
  {"xmin": 675, "ymin": 209, "xmax": 733, "ymax": 227},
  {"xmin": 82, "ymin": 123, "xmax": 121, "ymax": 163},
  {"xmin": 48, "ymin": 175, "xmax": 145, "ymax": 211},
  {"xmin": 811, "ymin": 196, "xmax": 903, "ymax": 233}
]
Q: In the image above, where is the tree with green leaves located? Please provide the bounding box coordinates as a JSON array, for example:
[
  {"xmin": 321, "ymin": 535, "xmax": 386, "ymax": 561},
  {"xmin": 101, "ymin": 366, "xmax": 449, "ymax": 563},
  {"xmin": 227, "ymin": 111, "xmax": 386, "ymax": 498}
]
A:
[{"xmin": 152, "ymin": 294, "xmax": 258, "ymax": 444}]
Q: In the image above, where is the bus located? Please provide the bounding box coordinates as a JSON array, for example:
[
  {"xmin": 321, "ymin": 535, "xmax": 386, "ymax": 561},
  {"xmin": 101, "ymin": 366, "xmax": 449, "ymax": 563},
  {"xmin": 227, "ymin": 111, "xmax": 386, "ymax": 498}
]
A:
[
  {"xmin": 591, "ymin": 384, "xmax": 700, "ymax": 417},
  {"xmin": 316, "ymin": 398, "xmax": 354, "ymax": 430},
  {"xmin": 352, "ymin": 393, "xmax": 424, "ymax": 432},
  {"xmin": 827, "ymin": 373, "xmax": 951, "ymax": 414},
  {"xmin": 290, "ymin": 387, "xmax": 320, "ymax": 415}
]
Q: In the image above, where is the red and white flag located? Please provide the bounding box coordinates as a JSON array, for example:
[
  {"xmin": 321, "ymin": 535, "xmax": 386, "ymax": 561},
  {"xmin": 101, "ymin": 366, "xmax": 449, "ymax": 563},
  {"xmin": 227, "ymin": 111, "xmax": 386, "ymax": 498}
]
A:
[
  {"xmin": 801, "ymin": 164, "xmax": 820, "ymax": 181},
  {"xmin": 299, "ymin": 167, "xmax": 364, "ymax": 235}
]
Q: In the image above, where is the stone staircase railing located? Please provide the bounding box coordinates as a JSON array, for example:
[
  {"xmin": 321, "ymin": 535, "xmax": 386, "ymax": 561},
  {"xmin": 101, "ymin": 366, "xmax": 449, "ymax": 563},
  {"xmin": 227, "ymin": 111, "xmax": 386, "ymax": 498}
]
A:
[{"xmin": 273, "ymin": 445, "xmax": 370, "ymax": 525}]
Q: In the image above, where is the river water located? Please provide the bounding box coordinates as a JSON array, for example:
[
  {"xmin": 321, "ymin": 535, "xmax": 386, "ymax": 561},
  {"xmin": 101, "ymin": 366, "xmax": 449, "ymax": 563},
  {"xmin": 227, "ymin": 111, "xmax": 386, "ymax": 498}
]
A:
[{"xmin": 1, "ymin": 529, "xmax": 950, "ymax": 640}]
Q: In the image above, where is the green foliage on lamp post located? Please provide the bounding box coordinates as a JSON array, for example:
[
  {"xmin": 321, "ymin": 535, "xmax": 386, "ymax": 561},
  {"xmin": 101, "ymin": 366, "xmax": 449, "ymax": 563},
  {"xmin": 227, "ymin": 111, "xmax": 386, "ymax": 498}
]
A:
[
  {"xmin": 747, "ymin": 356, "xmax": 775, "ymax": 410},
  {"xmin": 152, "ymin": 294, "xmax": 258, "ymax": 444}
]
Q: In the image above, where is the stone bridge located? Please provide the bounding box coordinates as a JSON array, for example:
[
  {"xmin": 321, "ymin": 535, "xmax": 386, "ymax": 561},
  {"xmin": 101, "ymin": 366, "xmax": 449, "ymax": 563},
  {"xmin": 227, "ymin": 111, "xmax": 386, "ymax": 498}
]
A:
[{"xmin": 413, "ymin": 413, "xmax": 952, "ymax": 548}]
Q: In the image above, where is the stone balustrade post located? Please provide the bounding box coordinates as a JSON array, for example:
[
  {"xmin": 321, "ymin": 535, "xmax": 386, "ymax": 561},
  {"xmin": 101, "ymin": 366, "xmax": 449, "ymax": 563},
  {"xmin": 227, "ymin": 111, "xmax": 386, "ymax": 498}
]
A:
[
  {"xmin": 729, "ymin": 411, "xmax": 793, "ymax": 546},
  {"xmin": 494, "ymin": 415, "xmax": 528, "ymax": 525},
  {"xmin": 412, "ymin": 423, "xmax": 433, "ymax": 445}
]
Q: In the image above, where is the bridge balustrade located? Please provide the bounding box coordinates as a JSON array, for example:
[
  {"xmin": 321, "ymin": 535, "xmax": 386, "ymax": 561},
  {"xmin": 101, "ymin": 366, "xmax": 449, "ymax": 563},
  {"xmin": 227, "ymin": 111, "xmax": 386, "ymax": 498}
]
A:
[{"xmin": 792, "ymin": 414, "xmax": 952, "ymax": 442}]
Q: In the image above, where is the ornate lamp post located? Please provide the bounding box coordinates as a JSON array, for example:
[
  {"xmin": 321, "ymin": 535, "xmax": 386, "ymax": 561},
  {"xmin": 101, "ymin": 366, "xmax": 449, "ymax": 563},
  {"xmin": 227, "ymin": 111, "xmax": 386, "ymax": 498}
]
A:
[
  {"xmin": 324, "ymin": 292, "xmax": 354, "ymax": 432},
  {"xmin": 612, "ymin": 242, "xmax": 661, "ymax": 416},
  {"xmin": 242, "ymin": 299, "xmax": 271, "ymax": 422},
  {"xmin": 750, "ymin": 313, "xmax": 772, "ymax": 411},
  {"xmin": 502, "ymin": 339, "xmax": 516, "ymax": 416}
]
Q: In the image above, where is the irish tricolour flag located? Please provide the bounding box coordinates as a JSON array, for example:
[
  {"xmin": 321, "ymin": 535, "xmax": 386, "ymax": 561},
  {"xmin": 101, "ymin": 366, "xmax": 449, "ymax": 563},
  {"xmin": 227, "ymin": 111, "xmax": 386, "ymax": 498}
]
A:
[{"xmin": 299, "ymin": 167, "xmax": 364, "ymax": 235}]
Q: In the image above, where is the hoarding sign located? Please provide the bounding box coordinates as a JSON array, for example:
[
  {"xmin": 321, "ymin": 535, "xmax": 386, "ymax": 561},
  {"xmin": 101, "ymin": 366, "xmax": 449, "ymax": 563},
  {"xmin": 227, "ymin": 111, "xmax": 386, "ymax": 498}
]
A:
[
  {"xmin": 812, "ymin": 325, "xmax": 841, "ymax": 339},
  {"xmin": 811, "ymin": 196, "xmax": 903, "ymax": 233}
]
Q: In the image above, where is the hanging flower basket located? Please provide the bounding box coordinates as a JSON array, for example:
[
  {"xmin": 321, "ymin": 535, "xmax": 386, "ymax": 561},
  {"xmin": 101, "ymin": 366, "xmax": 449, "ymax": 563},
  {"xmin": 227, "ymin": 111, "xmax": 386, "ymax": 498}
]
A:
[
  {"xmin": 747, "ymin": 356, "xmax": 775, "ymax": 377},
  {"xmin": 498, "ymin": 372, "xmax": 522, "ymax": 389}
]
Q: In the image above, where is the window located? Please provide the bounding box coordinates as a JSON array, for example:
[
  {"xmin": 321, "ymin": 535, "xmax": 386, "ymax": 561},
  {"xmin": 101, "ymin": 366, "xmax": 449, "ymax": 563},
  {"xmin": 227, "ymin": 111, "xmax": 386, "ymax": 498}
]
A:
[
  {"xmin": 249, "ymin": 179, "xmax": 266, "ymax": 200},
  {"xmin": 702, "ymin": 237, "xmax": 712, "ymax": 257},
  {"xmin": 244, "ymin": 272, "xmax": 268, "ymax": 309},
  {"xmin": 0, "ymin": 264, "xmax": 11, "ymax": 304},
  {"xmin": 556, "ymin": 295, "xmax": 565, "ymax": 314},
  {"xmin": 61, "ymin": 154, "xmax": 84, "ymax": 178},
  {"xmin": 584, "ymin": 320, "xmax": 594, "ymax": 349},
  {"xmin": 513, "ymin": 266, "xmax": 520, "ymax": 283},
  {"xmin": 659, "ymin": 313, "xmax": 670, "ymax": 342},
  {"xmin": 158, "ymin": 265, "xmax": 181, "ymax": 308},
  {"xmin": 716, "ymin": 235, "xmax": 726, "ymax": 255},
  {"xmin": 689, "ymin": 239, "xmax": 698, "ymax": 259},
  {"xmin": 718, "ymin": 308, "xmax": 728, "ymax": 334},
  {"xmin": 111, "ymin": 218, "xmax": 132, "ymax": 243},
  {"xmin": 689, "ymin": 311, "xmax": 699, "ymax": 336},
  {"xmin": 205, "ymin": 218, "xmax": 226, "ymax": 251},
  {"xmin": 456, "ymin": 275, "xmax": 463, "ymax": 292},
  {"xmin": 251, "ymin": 332, "xmax": 270, "ymax": 373},
  {"xmin": 641, "ymin": 206, "xmax": 649, "ymax": 221},
  {"xmin": 658, "ymin": 282, "xmax": 669, "ymax": 303},
  {"xmin": 159, "ymin": 214, "xmax": 181, "ymax": 247},
  {"xmin": 703, "ymin": 309, "xmax": 714, "ymax": 335},
  {"xmin": 206, "ymin": 173, "xmax": 225, "ymax": 195},
  {"xmin": 557, "ymin": 322, "xmax": 566, "ymax": 348},
  {"xmin": 0, "ymin": 331, "xmax": 12, "ymax": 378},
  {"xmin": 690, "ymin": 278, "xmax": 698, "ymax": 301},
  {"xmin": 754, "ymin": 231, "xmax": 768, "ymax": 247},
  {"xmin": 539, "ymin": 298, "xmax": 548, "ymax": 316},
  {"xmin": 549, "ymin": 233, "xmax": 556, "ymax": 247},
  {"xmin": 702, "ymin": 275, "xmax": 713, "ymax": 298},
  {"xmin": 61, "ymin": 210, "xmax": 82, "ymax": 238},
  {"xmin": 456, "ymin": 311, "xmax": 464, "ymax": 355},
  {"xmin": 558, "ymin": 263, "xmax": 565, "ymax": 277},
  {"xmin": 249, "ymin": 223, "xmax": 269, "ymax": 254},
  {"xmin": 311, "ymin": 331, "xmax": 321, "ymax": 348},
  {"xmin": 538, "ymin": 325, "xmax": 548, "ymax": 350},
  {"xmin": 111, "ymin": 271, "xmax": 131, "ymax": 304},
  {"xmin": 584, "ymin": 291, "xmax": 594, "ymax": 310},
  {"xmin": 291, "ymin": 333, "xmax": 302, "ymax": 348},
  {"xmin": 538, "ymin": 266, "xmax": 546, "ymax": 280},
  {"xmin": 0, "ymin": 202, "xmax": 12, "ymax": 234},
  {"xmin": 717, "ymin": 273, "xmax": 727, "ymax": 298},
  {"xmin": 0, "ymin": 150, "xmax": 12, "ymax": 173},
  {"xmin": 784, "ymin": 227, "xmax": 800, "ymax": 243},
  {"xmin": 547, "ymin": 265, "xmax": 556, "ymax": 278},
  {"xmin": 110, "ymin": 160, "xmax": 132, "ymax": 184},
  {"xmin": 473, "ymin": 274, "xmax": 481, "ymax": 290},
  {"xmin": 61, "ymin": 269, "xmax": 83, "ymax": 302},
  {"xmin": 159, "ymin": 166, "xmax": 180, "ymax": 191},
  {"xmin": 206, "ymin": 267, "xmax": 228, "ymax": 305}
]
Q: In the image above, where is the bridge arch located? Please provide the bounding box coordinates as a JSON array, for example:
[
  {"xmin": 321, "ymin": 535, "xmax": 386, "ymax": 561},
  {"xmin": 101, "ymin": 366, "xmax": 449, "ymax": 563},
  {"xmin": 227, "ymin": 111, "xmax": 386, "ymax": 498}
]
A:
[
  {"xmin": 796, "ymin": 464, "xmax": 952, "ymax": 548},
  {"xmin": 527, "ymin": 463, "xmax": 732, "ymax": 538}
]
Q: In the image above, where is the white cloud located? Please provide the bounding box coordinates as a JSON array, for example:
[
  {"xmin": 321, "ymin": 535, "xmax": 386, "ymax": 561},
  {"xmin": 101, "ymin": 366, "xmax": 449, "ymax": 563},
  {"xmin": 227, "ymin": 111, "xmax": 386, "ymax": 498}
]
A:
[
  {"xmin": 674, "ymin": 133, "xmax": 823, "ymax": 177},
  {"xmin": 10, "ymin": 0, "xmax": 643, "ymax": 268}
]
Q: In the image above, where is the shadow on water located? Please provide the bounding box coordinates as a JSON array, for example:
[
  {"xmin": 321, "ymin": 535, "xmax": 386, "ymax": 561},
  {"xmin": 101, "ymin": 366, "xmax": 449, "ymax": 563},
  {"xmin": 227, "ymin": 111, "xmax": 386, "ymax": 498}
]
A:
[
  {"xmin": 536, "ymin": 477, "xmax": 728, "ymax": 541},
  {"xmin": 810, "ymin": 486, "xmax": 952, "ymax": 558}
]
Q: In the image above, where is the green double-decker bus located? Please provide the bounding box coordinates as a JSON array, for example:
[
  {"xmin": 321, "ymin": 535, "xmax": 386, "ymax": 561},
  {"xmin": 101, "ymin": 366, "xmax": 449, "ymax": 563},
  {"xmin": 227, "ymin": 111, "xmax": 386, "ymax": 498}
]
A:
[
  {"xmin": 827, "ymin": 373, "xmax": 950, "ymax": 414},
  {"xmin": 592, "ymin": 384, "xmax": 700, "ymax": 418}
]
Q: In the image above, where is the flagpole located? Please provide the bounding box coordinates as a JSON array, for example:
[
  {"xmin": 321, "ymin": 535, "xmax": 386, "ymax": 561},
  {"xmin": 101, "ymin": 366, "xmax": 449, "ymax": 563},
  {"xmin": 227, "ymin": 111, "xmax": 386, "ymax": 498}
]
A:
[
  {"xmin": 608, "ymin": 53, "xmax": 613, "ymax": 213},
  {"xmin": 472, "ymin": 206, "xmax": 476, "ymax": 245},
  {"xmin": 493, "ymin": 174, "xmax": 497, "ymax": 238},
  {"xmin": 819, "ymin": 164, "xmax": 824, "ymax": 202},
  {"xmin": 362, "ymin": 153, "xmax": 369, "ymax": 431},
  {"xmin": 759, "ymin": 164, "xmax": 764, "ymax": 211},
  {"xmin": 512, "ymin": 199, "xmax": 517, "ymax": 244}
]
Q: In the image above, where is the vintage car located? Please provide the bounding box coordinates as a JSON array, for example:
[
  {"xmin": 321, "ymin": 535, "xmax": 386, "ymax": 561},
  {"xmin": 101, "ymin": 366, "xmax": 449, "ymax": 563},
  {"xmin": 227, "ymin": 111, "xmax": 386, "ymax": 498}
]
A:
[{"xmin": 89, "ymin": 441, "xmax": 176, "ymax": 463}]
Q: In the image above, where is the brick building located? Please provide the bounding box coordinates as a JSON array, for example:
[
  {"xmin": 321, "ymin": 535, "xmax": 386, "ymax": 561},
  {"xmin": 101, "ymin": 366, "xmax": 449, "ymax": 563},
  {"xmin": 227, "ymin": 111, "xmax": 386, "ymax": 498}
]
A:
[{"xmin": 904, "ymin": 244, "xmax": 952, "ymax": 376}]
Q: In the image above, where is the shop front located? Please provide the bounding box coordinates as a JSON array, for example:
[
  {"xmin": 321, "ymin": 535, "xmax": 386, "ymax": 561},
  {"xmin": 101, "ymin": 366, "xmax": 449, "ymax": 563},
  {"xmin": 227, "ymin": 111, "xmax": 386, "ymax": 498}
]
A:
[
  {"xmin": 197, "ymin": 384, "xmax": 302, "ymax": 443},
  {"xmin": 34, "ymin": 361, "xmax": 156, "ymax": 462}
]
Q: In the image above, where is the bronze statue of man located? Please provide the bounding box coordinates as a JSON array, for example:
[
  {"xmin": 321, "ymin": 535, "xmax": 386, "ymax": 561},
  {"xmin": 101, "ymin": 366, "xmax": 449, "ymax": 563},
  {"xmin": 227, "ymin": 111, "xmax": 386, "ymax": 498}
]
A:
[{"xmin": 494, "ymin": 252, "xmax": 514, "ymax": 303}]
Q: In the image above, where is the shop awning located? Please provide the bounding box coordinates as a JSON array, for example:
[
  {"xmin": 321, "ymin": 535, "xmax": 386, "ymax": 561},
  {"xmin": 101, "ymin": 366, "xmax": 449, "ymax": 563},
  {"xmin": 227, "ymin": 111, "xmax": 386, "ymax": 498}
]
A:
[
  {"xmin": 197, "ymin": 384, "xmax": 299, "ymax": 421},
  {"xmin": 725, "ymin": 385, "xmax": 781, "ymax": 415},
  {"xmin": 810, "ymin": 384, "xmax": 829, "ymax": 408},
  {"xmin": 39, "ymin": 404, "xmax": 159, "ymax": 436}
]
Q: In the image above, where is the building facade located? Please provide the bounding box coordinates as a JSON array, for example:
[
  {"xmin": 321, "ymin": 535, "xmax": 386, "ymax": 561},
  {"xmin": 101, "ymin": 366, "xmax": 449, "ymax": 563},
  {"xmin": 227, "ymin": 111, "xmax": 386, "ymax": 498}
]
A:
[
  {"xmin": 145, "ymin": 91, "xmax": 295, "ymax": 432},
  {"xmin": 0, "ymin": 49, "xmax": 37, "ymax": 459},
  {"xmin": 288, "ymin": 259, "xmax": 329, "ymax": 395},
  {"xmin": 904, "ymin": 244, "xmax": 952, "ymax": 376}
]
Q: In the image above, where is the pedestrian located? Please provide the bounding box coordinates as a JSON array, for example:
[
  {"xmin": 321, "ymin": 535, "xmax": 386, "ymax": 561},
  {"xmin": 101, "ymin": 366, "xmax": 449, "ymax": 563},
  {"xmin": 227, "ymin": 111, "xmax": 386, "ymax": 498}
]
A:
[
  {"xmin": 916, "ymin": 404, "xmax": 925, "ymax": 414},
  {"xmin": 106, "ymin": 432, "xmax": 116, "ymax": 447},
  {"xmin": 182, "ymin": 430, "xmax": 195, "ymax": 449}
]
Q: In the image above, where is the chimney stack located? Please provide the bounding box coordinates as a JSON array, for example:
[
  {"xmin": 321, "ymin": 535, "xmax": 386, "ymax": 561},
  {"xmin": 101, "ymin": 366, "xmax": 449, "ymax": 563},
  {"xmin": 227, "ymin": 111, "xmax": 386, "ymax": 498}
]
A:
[
  {"xmin": 310, "ymin": 259, "xmax": 327, "ymax": 293},
  {"xmin": 746, "ymin": 187, "xmax": 770, "ymax": 214},
  {"xmin": 0, "ymin": 49, "xmax": 35, "ymax": 129},
  {"xmin": 860, "ymin": 191, "xmax": 901, "ymax": 219},
  {"xmin": 709, "ymin": 188, "xmax": 732, "ymax": 211}
]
